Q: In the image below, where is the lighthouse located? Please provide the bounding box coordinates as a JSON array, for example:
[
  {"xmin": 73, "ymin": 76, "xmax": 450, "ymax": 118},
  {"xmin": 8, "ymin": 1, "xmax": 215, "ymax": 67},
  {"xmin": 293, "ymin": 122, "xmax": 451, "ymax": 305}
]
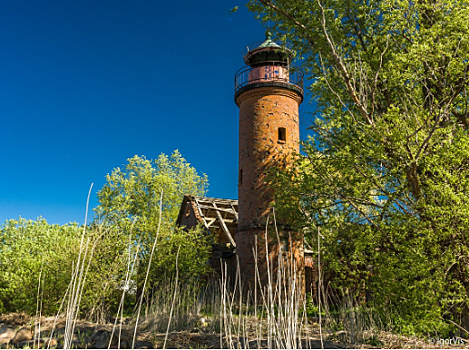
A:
[{"xmin": 235, "ymin": 33, "xmax": 305, "ymax": 291}]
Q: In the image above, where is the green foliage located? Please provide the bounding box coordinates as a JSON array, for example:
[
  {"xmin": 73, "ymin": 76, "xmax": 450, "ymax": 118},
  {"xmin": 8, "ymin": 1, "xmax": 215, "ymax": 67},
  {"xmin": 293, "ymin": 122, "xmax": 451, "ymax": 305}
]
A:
[
  {"xmin": 250, "ymin": 0, "xmax": 469, "ymax": 336},
  {"xmin": 0, "ymin": 151, "xmax": 210, "ymax": 319},
  {"xmin": 95, "ymin": 151, "xmax": 211, "ymax": 290},
  {"xmin": 146, "ymin": 225, "xmax": 213, "ymax": 282},
  {"xmin": 95, "ymin": 151, "xmax": 208, "ymax": 236},
  {"xmin": 306, "ymin": 295, "xmax": 325, "ymax": 318},
  {"xmin": 0, "ymin": 218, "xmax": 131, "ymax": 319},
  {"xmin": 0, "ymin": 218, "xmax": 81, "ymax": 314},
  {"xmin": 77, "ymin": 224, "xmax": 132, "ymax": 321}
]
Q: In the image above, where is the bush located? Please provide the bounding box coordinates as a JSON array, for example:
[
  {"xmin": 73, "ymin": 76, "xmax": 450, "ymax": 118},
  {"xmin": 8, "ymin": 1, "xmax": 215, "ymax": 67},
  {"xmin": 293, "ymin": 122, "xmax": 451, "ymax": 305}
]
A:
[
  {"xmin": 0, "ymin": 218, "xmax": 131, "ymax": 320},
  {"xmin": 0, "ymin": 218, "xmax": 82, "ymax": 314}
]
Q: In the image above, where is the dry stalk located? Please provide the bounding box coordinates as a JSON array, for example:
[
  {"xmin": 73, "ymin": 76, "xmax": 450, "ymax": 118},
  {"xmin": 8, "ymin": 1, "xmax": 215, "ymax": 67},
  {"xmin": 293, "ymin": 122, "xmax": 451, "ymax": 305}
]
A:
[
  {"xmin": 163, "ymin": 245, "xmax": 181, "ymax": 349},
  {"xmin": 63, "ymin": 183, "xmax": 93, "ymax": 349},
  {"xmin": 318, "ymin": 226, "xmax": 324, "ymax": 349},
  {"xmin": 219, "ymin": 207, "xmax": 307, "ymax": 349},
  {"xmin": 132, "ymin": 189, "xmax": 164, "ymax": 349},
  {"xmin": 34, "ymin": 265, "xmax": 44, "ymax": 349},
  {"xmin": 109, "ymin": 221, "xmax": 139, "ymax": 349}
]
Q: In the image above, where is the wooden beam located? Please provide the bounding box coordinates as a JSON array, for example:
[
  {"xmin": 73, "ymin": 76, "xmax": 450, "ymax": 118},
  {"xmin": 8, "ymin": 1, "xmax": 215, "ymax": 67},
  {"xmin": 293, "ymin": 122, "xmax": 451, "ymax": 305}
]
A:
[
  {"xmin": 205, "ymin": 218, "xmax": 216, "ymax": 228},
  {"xmin": 202, "ymin": 217, "xmax": 236, "ymax": 225},
  {"xmin": 195, "ymin": 196, "xmax": 238, "ymax": 205},
  {"xmin": 230, "ymin": 203, "xmax": 239, "ymax": 221},
  {"xmin": 197, "ymin": 204, "xmax": 238, "ymax": 216},
  {"xmin": 213, "ymin": 202, "xmax": 236, "ymax": 247},
  {"xmin": 193, "ymin": 197, "xmax": 210, "ymax": 228}
]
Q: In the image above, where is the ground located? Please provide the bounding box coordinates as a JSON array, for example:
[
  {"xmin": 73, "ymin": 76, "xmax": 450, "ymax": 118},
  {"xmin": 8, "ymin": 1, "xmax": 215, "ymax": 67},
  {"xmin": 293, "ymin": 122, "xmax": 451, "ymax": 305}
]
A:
[{"xmin": 0, "ymin": 313, "xmax": 467, "ymax": 349}]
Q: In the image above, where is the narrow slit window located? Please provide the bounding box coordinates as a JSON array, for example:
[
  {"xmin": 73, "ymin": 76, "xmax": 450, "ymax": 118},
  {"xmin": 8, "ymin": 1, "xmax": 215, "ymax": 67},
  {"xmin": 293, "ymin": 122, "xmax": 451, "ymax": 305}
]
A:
[
  {"xmin": 278, "ymin": 127, "xmax": 286, "ymax": 142},
  {"xmin": 239, "ymin": 169, "xmax": 243, "ymax": 185}
]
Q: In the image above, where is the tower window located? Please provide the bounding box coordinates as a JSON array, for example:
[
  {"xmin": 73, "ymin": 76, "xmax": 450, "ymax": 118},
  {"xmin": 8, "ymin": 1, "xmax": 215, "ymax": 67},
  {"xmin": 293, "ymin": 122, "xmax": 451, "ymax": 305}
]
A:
[
  {"xmin": 239, "ymin": 169, "xmax": 243, "ymax": 185},
  {"xmin": 278, "ymin": 127, "xmax": 286, "ymax": 143}
]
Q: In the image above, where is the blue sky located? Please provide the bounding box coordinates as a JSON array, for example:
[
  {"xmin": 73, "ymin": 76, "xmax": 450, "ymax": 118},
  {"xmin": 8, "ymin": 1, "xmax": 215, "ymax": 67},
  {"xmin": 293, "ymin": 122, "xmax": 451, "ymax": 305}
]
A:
[{"xmin": 0, "ymin": 0, "xmax": 314, "ymax": 225}]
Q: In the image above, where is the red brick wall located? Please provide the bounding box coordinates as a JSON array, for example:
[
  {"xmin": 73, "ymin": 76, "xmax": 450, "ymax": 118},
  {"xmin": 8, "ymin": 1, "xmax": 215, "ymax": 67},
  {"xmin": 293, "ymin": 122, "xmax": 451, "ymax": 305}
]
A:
[
  {"xmin": 236, "ymin": 227, "xmax": 305, "ymax": 293},
  {"xmin": 236, "ymin": 85, "xmax": 304, "ymax": 293},
  {"xmin": 305, "ymin": 254, "xmax": 318, "ymax": 298},
  {"xmin": 237, "ymin": 87, "xmax": 301, "ymax": 228}
]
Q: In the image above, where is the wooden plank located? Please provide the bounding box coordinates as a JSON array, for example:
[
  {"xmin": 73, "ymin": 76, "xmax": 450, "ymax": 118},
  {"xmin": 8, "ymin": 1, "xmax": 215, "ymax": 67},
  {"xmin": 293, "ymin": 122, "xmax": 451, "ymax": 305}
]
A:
[
  {"xmin": 230, "ymin": 203, "xmax": 239, "ymax": 221},
  {"xmin": 193, "ymin": 197, "xmax": 210, "ymax": 229},
  {"xmin": 197, "ymin": 204, "xmax": 238, "ymax": 215},
  {"xmin": 194, "ymin": 196, "xmax": 238, "ymax": 206},
  {"xmin": 205, "ymin": 218, "xmax": 216, "ymax": 228},
  {"xmin": 213, "ymin": 202, "xmax": 236, "ymax": 247}
]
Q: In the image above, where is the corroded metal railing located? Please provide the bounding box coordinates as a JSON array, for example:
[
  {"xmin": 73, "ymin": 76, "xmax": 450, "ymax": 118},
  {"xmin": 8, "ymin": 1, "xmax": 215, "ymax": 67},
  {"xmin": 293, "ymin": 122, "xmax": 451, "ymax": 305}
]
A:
[{"xmin": 235, "ymin": 64, "xmax": 304, "ymax": 96}]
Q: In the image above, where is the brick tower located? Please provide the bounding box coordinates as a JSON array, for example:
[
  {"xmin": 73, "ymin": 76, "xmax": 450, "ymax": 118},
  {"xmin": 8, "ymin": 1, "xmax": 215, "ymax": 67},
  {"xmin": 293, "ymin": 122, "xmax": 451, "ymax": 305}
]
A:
[{"xmin": 234, "ymin": 34, "xmax": 304, "ymax": 292}]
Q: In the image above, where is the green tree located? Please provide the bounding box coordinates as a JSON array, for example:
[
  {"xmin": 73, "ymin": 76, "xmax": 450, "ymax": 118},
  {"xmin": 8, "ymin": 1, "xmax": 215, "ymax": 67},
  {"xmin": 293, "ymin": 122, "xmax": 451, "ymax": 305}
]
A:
[
  {"xmin": 0, "ymin": 218, "xmax": 82, "ymax": 314},
  {"xmin": 249, "ymin": 0, "xmax": 469, "ymax": 335},
  {"xmin": 77, "ymin": 224, "xmax": 132, "ymax": 322},
  {"xmin": 0, "ymin": 218, "xmax": 131, "ymax": 320},
  {"xmin": 94, "ymin": 151, "xmax": 211, "ymax": 295}
]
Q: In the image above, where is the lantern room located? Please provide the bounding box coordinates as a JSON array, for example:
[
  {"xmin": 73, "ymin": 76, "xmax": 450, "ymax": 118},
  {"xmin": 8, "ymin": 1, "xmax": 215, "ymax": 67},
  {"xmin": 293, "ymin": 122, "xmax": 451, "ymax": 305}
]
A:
[{"xmin": 234, "ymin": 32, "xmax": 303, "ymax": 103}]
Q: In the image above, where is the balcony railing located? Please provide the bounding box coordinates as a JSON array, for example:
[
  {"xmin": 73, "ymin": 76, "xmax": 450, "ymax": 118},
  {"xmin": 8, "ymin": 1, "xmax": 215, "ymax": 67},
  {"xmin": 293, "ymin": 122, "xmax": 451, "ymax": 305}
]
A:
[{"xmin": 235, "ymin": 64, "xmax": 304, "ymax": 96}]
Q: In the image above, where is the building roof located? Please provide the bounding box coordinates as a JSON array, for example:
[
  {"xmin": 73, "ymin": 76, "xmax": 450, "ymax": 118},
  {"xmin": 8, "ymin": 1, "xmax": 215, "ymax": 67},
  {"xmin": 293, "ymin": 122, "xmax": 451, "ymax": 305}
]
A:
[
  {"xmin": 176, "ymin": 195, "xmax": 238, "ymax": 247},
  {"xmin": 256, "ymin": 32, "xmax": 281, "ymax": 49}
]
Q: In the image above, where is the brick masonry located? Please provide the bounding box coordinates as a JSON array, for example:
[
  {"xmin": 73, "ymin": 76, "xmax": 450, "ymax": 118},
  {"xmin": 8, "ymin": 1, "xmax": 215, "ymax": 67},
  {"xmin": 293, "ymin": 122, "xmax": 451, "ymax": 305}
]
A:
[
  {"xmin": 237, "ymin": 87, "xmax": 301, "ymax": 228},
  {"xmin": 236, "ymin": 227, "xmax": 305, "ymax": 292},
  {"xmin": 236, "ymin": 85, "xmax": 304, "ymax": 293}
]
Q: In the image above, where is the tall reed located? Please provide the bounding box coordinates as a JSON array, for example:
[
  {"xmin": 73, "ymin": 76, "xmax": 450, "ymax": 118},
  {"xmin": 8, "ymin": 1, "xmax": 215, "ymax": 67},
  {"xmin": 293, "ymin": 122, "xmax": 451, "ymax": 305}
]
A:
[{"xmin": 217, "ymin": 212, "xmax": 308, "ymax": 349}]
